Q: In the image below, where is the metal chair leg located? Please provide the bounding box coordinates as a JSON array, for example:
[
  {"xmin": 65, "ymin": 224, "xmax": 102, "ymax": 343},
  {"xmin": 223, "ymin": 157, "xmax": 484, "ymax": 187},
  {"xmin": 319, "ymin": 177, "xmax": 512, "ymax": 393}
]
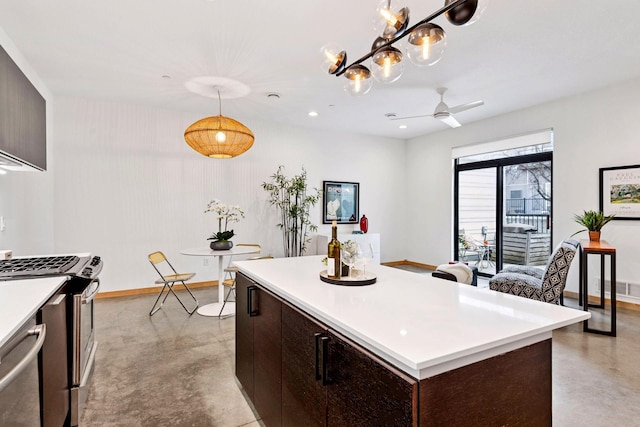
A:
[
  {"xmin": 150, "ymin": 284, "xmax": 171, "ymax": 316},
  {"xmin": 179, "ymin": 280, "xmax": 199, "ymax": 314},
  {"xmin": 167, "ymin": 282, "xmax": 198, "ymax": 316},
  {"xmin": 150, "ymin": 281, "xmax": 199, "ymax": 316},
  {"xmin": 218, "ymin": 284, "xmax": 235, "ymax": 318}
]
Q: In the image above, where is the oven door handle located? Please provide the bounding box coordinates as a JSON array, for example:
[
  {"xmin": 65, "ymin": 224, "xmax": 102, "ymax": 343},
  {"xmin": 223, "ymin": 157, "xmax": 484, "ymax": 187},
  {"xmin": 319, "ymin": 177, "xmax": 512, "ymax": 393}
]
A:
[
  {"xmin": 82, "ymin": 279, "xmax": 100, "ymax": 304},
  {"xmin": 0, "ymin": 324, "xmax": 46, "ymax": 393}
]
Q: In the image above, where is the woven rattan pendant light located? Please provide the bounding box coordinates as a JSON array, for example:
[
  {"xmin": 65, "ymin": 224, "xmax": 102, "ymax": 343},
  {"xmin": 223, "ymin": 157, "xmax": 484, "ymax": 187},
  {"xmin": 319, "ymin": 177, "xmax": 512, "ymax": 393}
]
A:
[{"xmin": 184, "ymin": 90, "xmax": 254, "ymax": 159}]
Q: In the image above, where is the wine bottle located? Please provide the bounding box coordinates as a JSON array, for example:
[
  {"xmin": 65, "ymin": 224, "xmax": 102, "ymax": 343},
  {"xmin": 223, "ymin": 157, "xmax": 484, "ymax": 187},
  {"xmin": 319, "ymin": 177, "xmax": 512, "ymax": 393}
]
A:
[{"xmin": 327, "ymin": 220, "xmax": 341, "ymax": 279}]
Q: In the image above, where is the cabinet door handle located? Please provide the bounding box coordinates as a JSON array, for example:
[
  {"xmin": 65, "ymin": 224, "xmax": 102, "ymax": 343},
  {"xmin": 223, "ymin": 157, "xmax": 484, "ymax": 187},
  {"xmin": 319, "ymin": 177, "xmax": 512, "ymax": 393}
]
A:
[
  {"xmin": 320, "ymin": 336, "xmax": 330, "ymax": 386},
  {"xmin": 314, "ymin": 333, "xmax": 323, "ymax": 381},
  {"xmin": 0, "ymin": 324, "xmax": 46, "ymax": 393},
  {"xmin": 247, "ymin": 286, "xmax": 258, "ymax": 317}
]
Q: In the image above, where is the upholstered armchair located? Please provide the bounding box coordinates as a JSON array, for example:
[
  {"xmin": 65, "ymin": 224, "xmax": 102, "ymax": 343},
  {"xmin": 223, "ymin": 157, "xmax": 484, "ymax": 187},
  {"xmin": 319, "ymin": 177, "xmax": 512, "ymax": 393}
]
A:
[{"xmin": 489, "ymin": 239, "xmax": 579, "ymax": 304}]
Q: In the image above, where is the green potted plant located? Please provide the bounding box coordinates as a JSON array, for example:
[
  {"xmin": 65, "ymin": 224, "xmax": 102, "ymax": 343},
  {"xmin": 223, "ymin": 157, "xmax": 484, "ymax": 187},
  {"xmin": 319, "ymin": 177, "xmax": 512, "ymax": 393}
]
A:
[
  {"xmin": 262, "ymin": 165, "xmax": 321, "ymax": 257},
  {"xmin": 571, "ymin": 210, "xmax": 615, "ymax": 242},
  {"xmin": 205, "ymin": 199, "xmax": 245, "ymax": 250}
]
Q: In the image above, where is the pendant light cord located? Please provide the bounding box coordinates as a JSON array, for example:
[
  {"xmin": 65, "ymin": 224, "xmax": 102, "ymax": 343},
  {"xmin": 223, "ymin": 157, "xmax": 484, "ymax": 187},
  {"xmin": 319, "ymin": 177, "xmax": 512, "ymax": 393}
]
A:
[{"xmin": 217, "ymin": 90, "xmax": 222, "ymax": 116}]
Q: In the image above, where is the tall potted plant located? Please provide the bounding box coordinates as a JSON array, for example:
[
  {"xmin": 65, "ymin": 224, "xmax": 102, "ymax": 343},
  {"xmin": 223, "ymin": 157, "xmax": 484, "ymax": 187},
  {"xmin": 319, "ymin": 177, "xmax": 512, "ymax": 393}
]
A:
[
  {"xmin": 572, "ymin": 210, "xmax": 615, "ymax": 242},
  {"xmin": 262, "ymin": 166, "xmax": 321, "ymax": 257}
]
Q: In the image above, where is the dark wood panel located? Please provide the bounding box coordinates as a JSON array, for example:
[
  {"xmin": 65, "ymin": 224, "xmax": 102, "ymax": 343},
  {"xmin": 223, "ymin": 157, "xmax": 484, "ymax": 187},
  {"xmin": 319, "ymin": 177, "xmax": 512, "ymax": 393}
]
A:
[
  {"xmin": 235, "ymin": 273, "xmax": 255, "ymax": 400},
  {"xmin": 281, "ymin": 304, "xmax": 327, "ymax": 427},
  {"xmin": 253, "ymin": 287, "xmax": 282, "ymax": 427},
  {"xmin": 326, "ymin": 329, "xmax": 417, "ymax": 427},
  {"xmin": 419, "ymin": 339, "xmax": 552, "ymax": 427},
  {"xmin": 0, "ymin": 44, "xmax": 46, "ymax": 170}
]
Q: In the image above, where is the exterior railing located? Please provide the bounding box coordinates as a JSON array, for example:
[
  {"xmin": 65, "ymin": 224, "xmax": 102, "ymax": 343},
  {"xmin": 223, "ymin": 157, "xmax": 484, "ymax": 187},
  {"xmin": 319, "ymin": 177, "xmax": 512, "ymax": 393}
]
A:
[
  {"xmin": 505, "ymin": 198, "xmax": 550, "ymax": 215},
  {"xmin": 505, "ymin": 214, "xmax": 550, "ymax": 234}
]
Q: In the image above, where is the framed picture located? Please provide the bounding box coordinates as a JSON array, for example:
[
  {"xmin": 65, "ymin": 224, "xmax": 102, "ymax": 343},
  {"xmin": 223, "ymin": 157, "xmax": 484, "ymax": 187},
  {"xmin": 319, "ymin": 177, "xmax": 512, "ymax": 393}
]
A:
[
  {"xmin": 323, "ymin": 181, "xmax": 359, "ymax": 224},
  {"xmin": 600, "ymin": 164, "xmax": 640, "ymax": 220}
]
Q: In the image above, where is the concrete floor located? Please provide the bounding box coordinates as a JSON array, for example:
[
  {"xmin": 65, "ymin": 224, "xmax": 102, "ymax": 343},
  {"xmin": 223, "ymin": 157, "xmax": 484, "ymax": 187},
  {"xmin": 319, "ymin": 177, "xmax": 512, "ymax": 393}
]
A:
[{"xmin": 82, "ymin": 269, "xmax": 640, "ymax": 426}]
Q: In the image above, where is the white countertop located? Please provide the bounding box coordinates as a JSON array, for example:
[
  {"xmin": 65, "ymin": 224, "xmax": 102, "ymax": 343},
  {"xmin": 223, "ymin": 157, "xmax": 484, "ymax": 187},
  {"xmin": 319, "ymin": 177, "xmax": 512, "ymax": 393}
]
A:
[
  {"xmin": 235, "ymin": 255, "xmax": 590, "ymax": 379},
  {"xmin": 0, "ymin": 276, "xmax": 68, "ymax": 348}
]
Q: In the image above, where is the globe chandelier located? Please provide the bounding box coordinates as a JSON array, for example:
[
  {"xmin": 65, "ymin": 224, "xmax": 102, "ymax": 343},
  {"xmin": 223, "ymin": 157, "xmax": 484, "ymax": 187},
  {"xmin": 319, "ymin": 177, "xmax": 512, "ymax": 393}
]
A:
[{"xmin": 322, "ymin": 0, "xmax": 488, "ymax": 96}]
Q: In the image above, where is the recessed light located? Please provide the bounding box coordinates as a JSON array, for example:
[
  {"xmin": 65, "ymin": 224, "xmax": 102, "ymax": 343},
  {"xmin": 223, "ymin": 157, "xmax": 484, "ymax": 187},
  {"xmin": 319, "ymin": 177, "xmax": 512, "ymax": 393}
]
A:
[
  {"xmin": 308, "ymin": 111, "xmax": 319, "ymax": 117},
  {"xmin": 161, "ymin": 75, "xmax": 171, "ymax": 79},
  {"xmin": 267, "ymin": 92, "xmax": 280, "ymax": 99},
  {"xmin": 385, "ymin": 113, "xmax": 397, "ymax": 118},
  {"xmin": 399, "ymin": 124, "xmax": 407, "ymax": 129}
]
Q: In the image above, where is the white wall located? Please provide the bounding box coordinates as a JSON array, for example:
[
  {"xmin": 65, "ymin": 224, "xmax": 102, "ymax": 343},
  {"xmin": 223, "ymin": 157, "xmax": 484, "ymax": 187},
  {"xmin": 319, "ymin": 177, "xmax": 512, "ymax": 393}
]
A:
[
  {"xmin": 0, "ymin": 28, "xmax": 54, "ymax": 256},
  {"xmin": 6, "ymin": 23, "xmax": 640, "ymax": 299},
  {"xmin": 406, "ymin": 76, "xmax": 640, "ymax": 298},
  {"xmin": 53, "ymin": 97, "xmax": 407, "ymax": 292}
]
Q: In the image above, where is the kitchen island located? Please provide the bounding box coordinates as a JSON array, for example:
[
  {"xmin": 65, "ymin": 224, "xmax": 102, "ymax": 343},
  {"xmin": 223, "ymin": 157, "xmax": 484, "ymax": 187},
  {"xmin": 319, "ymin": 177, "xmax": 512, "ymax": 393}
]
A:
[{"xmin": 234, "ymin": 255, "xmax": 589, "ymax": 426}]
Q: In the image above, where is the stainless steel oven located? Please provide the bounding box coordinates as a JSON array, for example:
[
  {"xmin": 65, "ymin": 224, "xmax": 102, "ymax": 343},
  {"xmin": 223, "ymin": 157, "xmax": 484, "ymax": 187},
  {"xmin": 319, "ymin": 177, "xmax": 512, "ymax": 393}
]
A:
[
  {"xmin": 70, "ymin": 278, "xmax": 99, "ymax": 426},
  {"xmin": 0, "ymin": 253, "xmax": 103, "ymax": 427},
  {"xmin": 0, "ymin": 318, "xmax": 46, "ymax": 427}
]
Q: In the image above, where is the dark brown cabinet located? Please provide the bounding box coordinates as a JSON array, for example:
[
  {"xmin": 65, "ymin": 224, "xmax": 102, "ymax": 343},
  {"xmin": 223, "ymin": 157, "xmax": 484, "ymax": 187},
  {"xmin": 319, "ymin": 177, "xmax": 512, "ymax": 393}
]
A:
[
  {"xmin": 235, "ymin": 274, "xmax": 255, "ymax": 400},
  {"xmin": 253, "ymin": 285, "xmax": 282, "ymax": 427},
  {"xmin": 281, "ymin": 304, "xmax": 326, "ymax": 427},
  {"xmin": 0, "ymin": 44, "xmax": 47, "ymax": 170},
  {"xmin": 326, "ymin": 330, "xmax": 416, "ymax": 426},
  {"xmin": 237, "ymin": 273, "xmax": 417, "ymax": 427},
  {"xmin": 236, "ymin": 273, "xmax": 282, "ymax": 426}
]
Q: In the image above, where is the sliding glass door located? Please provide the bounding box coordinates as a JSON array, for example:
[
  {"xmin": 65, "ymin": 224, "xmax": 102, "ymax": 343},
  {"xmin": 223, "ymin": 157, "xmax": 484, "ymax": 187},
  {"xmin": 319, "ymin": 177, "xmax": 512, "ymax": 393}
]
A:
[
  {"xmin": 457, "ymin": 168, "xmax": 498, "ymax": 275},
  {"xmin": 455, "ymin": 152, "xmax": 553, "ymax": 277},
  {"xmin": 502, "ymin": 160, "xmax": 552, "ymax": 270}
]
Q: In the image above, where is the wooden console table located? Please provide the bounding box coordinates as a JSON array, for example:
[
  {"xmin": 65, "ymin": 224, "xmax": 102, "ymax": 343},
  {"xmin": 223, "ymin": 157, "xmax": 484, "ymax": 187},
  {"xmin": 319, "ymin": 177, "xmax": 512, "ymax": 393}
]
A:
[{"xmin": 579, "ymin": 239, "xmax": 617, "ymax": 337}]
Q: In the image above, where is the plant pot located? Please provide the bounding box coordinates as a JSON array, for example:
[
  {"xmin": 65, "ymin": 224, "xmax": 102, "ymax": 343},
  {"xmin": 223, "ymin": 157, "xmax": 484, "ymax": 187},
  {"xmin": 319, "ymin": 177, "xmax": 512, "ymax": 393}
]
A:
[
  {"xmin": 210, "ymin": 240, "xmax": 233, "ymax": 251},
  {"xmin": 588, "ymin": 231, "xmax": 601, "ymax": 242}
]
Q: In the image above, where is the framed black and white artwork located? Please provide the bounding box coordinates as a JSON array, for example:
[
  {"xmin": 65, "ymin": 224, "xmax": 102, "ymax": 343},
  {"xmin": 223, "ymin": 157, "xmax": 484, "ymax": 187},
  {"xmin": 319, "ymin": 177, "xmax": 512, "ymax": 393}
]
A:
[{"xmin": 322, "ymin": 181, "xmax": 359, "ymax": 224}]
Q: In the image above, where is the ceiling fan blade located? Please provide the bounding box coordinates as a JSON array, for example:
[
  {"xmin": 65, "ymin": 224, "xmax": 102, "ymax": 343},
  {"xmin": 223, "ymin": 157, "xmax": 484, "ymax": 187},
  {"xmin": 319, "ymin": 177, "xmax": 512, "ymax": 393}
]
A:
[
  {"xmin": 438, "ymin": 114, "xmax": 461, "ymax": 128},
  {"xmin": 448, "ymin": 100, "xmax": 484, "ymax": 114},
  {"xmin": 389, "ymin": 114, "xmax": 434, "ymax": 121}
]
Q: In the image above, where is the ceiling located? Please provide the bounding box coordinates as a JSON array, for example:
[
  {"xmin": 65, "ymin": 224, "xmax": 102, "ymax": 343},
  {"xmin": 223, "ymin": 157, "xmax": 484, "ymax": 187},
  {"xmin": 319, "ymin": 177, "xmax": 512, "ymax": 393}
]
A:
[{"xmin": 1, "ymin": 0, "xmax": 640, "ymax": 140}]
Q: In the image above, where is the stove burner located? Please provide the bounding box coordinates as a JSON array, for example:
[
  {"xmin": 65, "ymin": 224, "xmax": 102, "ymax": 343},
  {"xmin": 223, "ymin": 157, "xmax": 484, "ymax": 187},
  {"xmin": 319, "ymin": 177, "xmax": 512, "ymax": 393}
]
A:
[{"xmin": 0, "ymin": 255, "xmax": 81, "ymax": 278}]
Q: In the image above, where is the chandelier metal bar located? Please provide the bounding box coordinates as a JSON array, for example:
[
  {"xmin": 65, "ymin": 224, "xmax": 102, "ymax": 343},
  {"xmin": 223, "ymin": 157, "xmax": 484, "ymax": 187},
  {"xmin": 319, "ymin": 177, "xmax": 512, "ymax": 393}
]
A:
[{"xmin": 335, "ymin": 0, "xmax": 468, "ymax": 77}]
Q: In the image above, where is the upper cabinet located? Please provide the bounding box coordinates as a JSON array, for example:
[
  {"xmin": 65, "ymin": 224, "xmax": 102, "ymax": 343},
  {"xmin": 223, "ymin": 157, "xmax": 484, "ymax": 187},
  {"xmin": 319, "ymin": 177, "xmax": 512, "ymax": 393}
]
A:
[{"xmin": 0, "ymin": 44, "xmax": 46, "ymax": 171}]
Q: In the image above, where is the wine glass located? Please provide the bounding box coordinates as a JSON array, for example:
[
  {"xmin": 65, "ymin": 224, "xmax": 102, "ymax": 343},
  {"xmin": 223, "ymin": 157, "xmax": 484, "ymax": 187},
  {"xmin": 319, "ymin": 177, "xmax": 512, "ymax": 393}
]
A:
[{"xmin": 357, "ymin": 243, "xmax": 374, "ymax": 277}]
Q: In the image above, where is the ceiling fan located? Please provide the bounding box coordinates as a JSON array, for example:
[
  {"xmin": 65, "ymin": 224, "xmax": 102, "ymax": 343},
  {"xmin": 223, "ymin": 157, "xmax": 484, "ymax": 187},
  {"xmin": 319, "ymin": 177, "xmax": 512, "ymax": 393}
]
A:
[{"xmin": 390, "ymin": 88, "xmax": 484, "ymax": 128}]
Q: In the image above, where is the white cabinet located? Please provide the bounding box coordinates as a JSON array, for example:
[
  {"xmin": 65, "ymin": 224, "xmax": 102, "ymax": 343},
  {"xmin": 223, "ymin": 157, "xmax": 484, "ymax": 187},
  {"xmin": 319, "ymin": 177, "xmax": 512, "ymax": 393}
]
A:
[{"xmin": 316, "ymin": 233, "xmax": 380, "ymax": 264}]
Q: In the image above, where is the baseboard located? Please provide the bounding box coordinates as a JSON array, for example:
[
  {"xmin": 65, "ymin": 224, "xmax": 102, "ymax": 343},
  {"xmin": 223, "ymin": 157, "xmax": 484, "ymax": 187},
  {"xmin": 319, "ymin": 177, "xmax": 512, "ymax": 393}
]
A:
[
  {"xmin": 95, "ymin": 280, "xmax": 219, "ymax": 300},
  {"xmin": 563, "ymin": 290, "xmax": 640, "ymax": 312},
  {"xmin": 382, "ymin": 260, "xmax": 437, "ymax": 270}
]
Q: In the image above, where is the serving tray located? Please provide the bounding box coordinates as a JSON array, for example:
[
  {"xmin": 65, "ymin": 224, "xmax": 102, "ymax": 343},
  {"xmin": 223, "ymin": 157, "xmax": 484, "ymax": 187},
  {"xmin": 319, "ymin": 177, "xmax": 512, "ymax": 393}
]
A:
[{"xmin": 319, "ymin": 270, "xmax": 377, "ymax": 286}]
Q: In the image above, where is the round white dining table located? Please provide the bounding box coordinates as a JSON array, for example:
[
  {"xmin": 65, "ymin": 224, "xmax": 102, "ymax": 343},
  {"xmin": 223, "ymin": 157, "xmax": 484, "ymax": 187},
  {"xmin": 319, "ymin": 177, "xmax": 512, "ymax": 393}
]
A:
[{"xmin": 180, "ymin": 246, "xmax": 260, "ymax": 317}]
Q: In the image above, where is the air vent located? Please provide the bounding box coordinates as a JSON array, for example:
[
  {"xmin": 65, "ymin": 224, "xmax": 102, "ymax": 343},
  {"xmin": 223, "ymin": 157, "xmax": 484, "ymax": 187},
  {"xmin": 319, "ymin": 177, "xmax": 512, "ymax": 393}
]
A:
[{"xmin": 601, "ymin": 278, "xmax": 640, "ymax": 302}]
